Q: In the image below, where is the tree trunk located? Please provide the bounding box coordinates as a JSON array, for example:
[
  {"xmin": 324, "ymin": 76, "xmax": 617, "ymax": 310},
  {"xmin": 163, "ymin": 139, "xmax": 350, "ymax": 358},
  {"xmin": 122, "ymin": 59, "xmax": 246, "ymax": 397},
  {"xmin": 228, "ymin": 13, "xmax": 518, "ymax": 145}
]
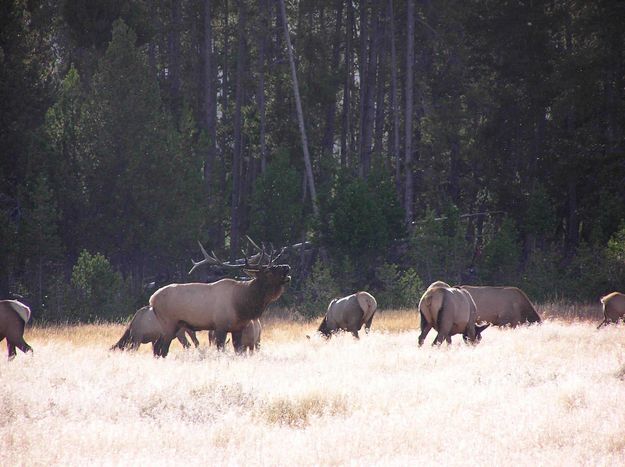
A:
[
  {"xmin": 388, "ymin": 0, "xmax": 401, "ymax": 196},
  {"xmin": 168, "ymin": 0, "xmax": 182, "ymax": 124},
  {"xmin": 202, "ymin": 0, "xmax": 217, "ymax": 209},
  {"xmin": 278, "ymin": 0, "xmax": 319, "ymax": 216},
  {"xmin": 360, "ymin": 7, "xmax": 381, "ymax": 178},
  {"xmin": 373, "ymin": 6, "xmax": 387, "ymax": 166},
  {"xmin": 230, "ymin": 0, "xmax": 246, "ymax": 259},
  {"xmin": 321, "ymin": 0, "xmax": 344, "ymax": 158},
  {"xmin": 258, "ymin": 0, "xmax": 268, "ymax": 173},
  {"xmin": 404, "ymin": 0, "xmax": 415, "ymax": 225},
  {"xmin": 223, "ymin": 0, "xmax": 230, "ymax": 112},
  {"xmin": 340, "ymin": 0, "xmax": 354, "ymax": 169},
  {"xmin": 358, "ymin": 0, "xmax": 369, "ymax": 177}
]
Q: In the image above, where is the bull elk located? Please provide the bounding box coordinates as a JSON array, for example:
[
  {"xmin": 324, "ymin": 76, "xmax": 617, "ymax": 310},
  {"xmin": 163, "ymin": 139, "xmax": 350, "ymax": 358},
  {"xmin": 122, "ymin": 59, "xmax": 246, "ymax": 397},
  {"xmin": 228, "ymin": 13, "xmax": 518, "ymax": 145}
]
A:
[
  {"xmin": 0, "ymin": 299, "xmax": 33, "ymax": 360},
  {"xmin": 150, "ymin": 239, "xmax": 290, "ymax": 357}
]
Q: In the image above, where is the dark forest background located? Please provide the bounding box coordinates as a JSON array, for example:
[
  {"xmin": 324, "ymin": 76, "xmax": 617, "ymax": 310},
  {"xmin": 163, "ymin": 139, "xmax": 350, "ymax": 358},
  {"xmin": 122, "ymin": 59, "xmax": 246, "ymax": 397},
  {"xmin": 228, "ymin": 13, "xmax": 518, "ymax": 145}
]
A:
[{"xmin": 2, "ymin": 0, "xmax": 625, "ymax": 322}]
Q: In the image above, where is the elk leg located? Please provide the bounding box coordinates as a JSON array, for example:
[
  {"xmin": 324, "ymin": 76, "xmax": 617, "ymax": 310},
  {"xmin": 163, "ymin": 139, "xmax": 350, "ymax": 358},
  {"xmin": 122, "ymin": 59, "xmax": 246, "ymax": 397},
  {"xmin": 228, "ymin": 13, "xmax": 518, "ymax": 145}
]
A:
[
  {"xmin": 188, "ymin": 330, "xmax": 199, "ymax": 348},
  {"xmin": 597, "ymin": 319, "xmax": 609, "ymax": 329},
  {"xmin": 159, "ymin": 337, "xmax": 173, "ymax": 357},
  {"xmin": 7, "ymin": 342, "xmax": 16, "ymax": 360},
  {"xmin": 177, "ymin": 332, "xmax": 191, "ymax": 349},
  {"xmin": 153, "ymin": 335, "xmax": 174, "ymax": 357},
  {"xmin": 364, "ymin": 315, "xmax": 374, "ymax": 334},
  {"xmin": 231, "ymin": 331, "xmax": 244, "ymax": 354},
  {"xmin": 153, "ymin": 338, "xmax": 162, "ymax": 356},
  {"xmin": 17, "ymin": 341, "xmax": 33, "ymax": 353},
  {"xmin": 214, "ymin": 330, "xmax": 228, "ymax": 351},
  {"xmin": 418, "ymin": 311, "xmax": 432, "ymax": 347},
  {"xmin": 351, "ymin": 330, "xmax": 360, "ymax": 339},
  {"xmin": 15, "ymin": 339, "xmax": 32, "ymax": 354},
  {"xmin": 433, "ymin": 333, "xmax": 448, "ymax": 346}
]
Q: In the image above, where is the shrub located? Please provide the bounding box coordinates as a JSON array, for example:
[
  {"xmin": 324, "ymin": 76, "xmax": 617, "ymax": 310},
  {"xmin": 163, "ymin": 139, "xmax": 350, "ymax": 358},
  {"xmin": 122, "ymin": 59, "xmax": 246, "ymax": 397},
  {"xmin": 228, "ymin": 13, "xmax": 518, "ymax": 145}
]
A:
[
  {"xmin": 375, "ymin": 263, "xmax": 424, "ymax": 310},
  {"xmin": 70, "ymin": 250, "xmax": 130, "ymax": 322},
  {"xmin": 299, "ymin": 259, "xmax": 340, "ymax": 318},
  {"xmin": 478, "ymin": 218, "xmax": 522, "ymax": 285},
  {"xmin": 409, "ymin": 208, "xmax": 471, "ymax": 284}
]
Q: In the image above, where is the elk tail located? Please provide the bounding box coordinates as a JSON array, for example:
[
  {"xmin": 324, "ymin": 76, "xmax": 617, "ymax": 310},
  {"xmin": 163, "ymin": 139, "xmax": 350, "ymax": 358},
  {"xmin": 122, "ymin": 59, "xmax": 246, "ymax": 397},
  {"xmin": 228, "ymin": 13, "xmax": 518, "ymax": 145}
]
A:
[{"xmin": 111, "ymin": 327, "xmax": 132, "ymax": 351}]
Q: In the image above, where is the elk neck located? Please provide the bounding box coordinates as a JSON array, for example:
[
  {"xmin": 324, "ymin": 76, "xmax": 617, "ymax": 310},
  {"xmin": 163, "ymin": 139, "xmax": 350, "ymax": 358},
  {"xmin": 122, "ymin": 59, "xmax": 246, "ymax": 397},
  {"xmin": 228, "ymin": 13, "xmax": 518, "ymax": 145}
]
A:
[{"xmin": 234, "ymin": 277, "xmax": 283, "ymax": 321}]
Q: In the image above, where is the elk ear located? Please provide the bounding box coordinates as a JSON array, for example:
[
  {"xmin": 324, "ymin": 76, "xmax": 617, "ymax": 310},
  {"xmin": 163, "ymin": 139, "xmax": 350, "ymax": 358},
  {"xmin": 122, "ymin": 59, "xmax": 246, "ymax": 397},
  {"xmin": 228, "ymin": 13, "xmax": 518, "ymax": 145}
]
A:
[{"xmin": 243, "ymin": 269, "xmax": 258, "ymax": 277}]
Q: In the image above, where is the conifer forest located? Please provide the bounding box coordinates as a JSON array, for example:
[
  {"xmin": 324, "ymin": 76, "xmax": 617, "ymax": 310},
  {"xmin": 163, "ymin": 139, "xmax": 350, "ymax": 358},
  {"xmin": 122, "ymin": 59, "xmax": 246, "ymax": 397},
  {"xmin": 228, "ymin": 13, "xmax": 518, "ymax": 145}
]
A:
[{"xmin": 2, "ymin": 0, "xmax": 625, "ymax": 321}]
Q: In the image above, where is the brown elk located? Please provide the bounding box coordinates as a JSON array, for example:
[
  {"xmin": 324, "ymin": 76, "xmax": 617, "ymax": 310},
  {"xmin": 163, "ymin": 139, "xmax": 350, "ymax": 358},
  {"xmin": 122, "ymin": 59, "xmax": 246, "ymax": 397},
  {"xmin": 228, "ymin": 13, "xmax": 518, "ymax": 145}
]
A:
[
  {"xmin": 418, "ymin": 284, "xmax": 486, "ymax": 346},
  {"xmin": 150, "ymin": 239, "xmax": 290, "ymax": 356},
  {"xmin": 0, "ymin": 299, "xmax": 33, "ymax": 360},
  {"xmin": 111, "ymin": 306, "xmax": 199, "ymax": 352},
  {"xmin": 317, "ymin": 291, "xmax": 377, "ymax": 339},
  {"xmin": 459, "ymin": 285, "xmax": 541, "ymax": 326},
  {"xmin": 597, "ymin": 292, "xmax": 625, "ymax": 328}
]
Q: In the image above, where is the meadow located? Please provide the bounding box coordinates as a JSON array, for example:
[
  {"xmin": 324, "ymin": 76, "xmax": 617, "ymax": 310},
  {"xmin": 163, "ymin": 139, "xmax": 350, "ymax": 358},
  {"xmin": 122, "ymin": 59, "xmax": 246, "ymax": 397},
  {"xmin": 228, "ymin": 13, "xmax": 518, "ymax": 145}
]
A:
[{"xmin": 2, "ymin": 304, "xmax": 625, "ymax": 466}]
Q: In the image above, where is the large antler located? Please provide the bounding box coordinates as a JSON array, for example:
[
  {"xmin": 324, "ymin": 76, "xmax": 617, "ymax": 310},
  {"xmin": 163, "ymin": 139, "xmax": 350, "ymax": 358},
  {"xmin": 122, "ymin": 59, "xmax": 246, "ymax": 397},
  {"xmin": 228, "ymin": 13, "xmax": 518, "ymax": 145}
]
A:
[
  {"xmin": 189, "ymin": 241, "xmax": 243, "ymax": 275},
  {"xmin": 189, "ymin": 237, "xmax": 291, "ymax": 275},
  {"xmin": 245, "ymin": 236, "xmax": 286, "ymax": 266}
]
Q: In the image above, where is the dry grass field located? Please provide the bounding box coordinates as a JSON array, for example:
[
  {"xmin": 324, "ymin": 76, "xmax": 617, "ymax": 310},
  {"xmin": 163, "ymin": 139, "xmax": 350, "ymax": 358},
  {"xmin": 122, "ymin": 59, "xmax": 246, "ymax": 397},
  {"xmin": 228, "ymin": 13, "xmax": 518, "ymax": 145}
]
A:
[{"xmin": 3, "ymin": 305, "xmax": 625, "ymax": 466}]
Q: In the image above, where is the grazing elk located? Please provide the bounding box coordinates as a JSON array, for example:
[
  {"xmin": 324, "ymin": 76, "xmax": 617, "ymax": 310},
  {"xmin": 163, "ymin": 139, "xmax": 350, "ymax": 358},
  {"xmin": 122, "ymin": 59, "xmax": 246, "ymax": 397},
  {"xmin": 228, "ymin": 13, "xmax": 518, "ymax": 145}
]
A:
[
  {"xmin": 597, "ymin": 292, "xmax": 625, "ymax": 329},
  {"xmin": 151, "ymin": 240, "xmax": 290, "ymax": 357},
  {"xmin": 418, "ymin": 284, "xmax": 486, "ymax": 346},
  {"xmin": 317, "ymin": 292, "xmax": 378, "ymax": 339},
  {"xmin": 0, "ymin": 299, "xmax": 33, "ymax": 360},
  {"xmin": 459, "ymin": 285, "xmax": 541, "ymax": 326},
  {"xmin": 111, "ymin": 306, "xmax": 199, "ymax": 352}
]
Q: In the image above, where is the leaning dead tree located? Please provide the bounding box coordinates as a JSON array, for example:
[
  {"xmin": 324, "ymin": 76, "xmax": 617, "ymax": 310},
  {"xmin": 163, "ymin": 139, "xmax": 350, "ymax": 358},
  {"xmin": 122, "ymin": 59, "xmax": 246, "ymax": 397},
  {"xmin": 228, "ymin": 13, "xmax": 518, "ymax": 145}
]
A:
[{"xmin": 278, "ymin": 0, "xmax": 319, "ymax": 217}]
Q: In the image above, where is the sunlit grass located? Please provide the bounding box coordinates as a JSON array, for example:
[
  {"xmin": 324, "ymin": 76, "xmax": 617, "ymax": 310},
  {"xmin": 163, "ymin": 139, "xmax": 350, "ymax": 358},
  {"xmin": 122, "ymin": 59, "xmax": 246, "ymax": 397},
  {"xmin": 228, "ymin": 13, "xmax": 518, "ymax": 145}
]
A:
[{"xmin": 3, "ymin": 306, "xmax": 625, "ymax": 465}]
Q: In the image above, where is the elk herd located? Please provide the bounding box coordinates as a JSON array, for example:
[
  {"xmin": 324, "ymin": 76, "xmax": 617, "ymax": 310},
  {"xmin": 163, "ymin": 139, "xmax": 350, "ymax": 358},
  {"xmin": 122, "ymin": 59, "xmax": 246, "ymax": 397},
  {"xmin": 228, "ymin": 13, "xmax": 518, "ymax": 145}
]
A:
[{"xmin": 2, "ymin": 237, "xmax": 625, "ymax": 360}]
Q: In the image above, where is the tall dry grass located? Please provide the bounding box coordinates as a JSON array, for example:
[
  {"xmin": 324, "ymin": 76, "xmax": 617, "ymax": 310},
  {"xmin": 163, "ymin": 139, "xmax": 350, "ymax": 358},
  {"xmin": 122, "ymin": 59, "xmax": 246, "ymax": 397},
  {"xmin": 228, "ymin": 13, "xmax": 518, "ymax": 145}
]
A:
[{"xmin": 2, "ymin": 308, "xmax": 625, "ymax": 465}]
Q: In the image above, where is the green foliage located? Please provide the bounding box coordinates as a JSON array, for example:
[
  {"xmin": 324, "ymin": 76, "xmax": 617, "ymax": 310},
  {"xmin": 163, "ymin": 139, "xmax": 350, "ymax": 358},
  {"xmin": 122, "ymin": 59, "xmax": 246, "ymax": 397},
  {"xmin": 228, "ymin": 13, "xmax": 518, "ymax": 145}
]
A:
[
  {"xmin": 80, "ymin": 19, "xmax": 203, "ymax": 263},
  {"xmin": 300, "ymin": 259, "xmax": 340, "ymax": 319},
  {"xmin": 524, "ymin": 184, "xmax": 556, "ymax": 238},
  {"xmin": 326, "ymin": 172, "xmax": 403, "ymax": 257},
  {"xmin": 520, "ymin": 246, "xmax": 565, "ymax": 302},
  {"xmin": 409, "ymin": 208, "xmax": 471, "ymax": 284},
  {"xmin": 248, "ymin": 149, "xmax": 303, "ymax": 245},
  {"xmin": 4, "ymin": 0, "xmax": 625, "ymax": 320},
  {"xmin": 606, "ymin": 222, "xmax": 625, "ymax": 264},
  {"xmin": 478, "ymin": 218, "xmax": 522, "ymax": 285},
  {"xmin": 564, "ymin": 242, "xmax": 611, "ymax": 302},
  {"xmin": 63, "ymin": 0, "xmax": 154, "ymax": 50},
  {"xmin": 70, "ymin": 250, "xmax": 129, "ymax": 322},
  {"xmin": 375, "ymin": 264, "xmax": 424, "ymax": 310}
]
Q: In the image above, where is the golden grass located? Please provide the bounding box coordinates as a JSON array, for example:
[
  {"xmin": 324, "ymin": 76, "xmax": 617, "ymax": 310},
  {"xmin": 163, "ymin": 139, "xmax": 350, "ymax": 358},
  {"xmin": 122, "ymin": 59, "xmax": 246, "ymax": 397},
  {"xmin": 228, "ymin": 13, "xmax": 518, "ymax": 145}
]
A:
[{"xmin": 3, "ymin": 307, "xmax": 625, "ymax": 465}]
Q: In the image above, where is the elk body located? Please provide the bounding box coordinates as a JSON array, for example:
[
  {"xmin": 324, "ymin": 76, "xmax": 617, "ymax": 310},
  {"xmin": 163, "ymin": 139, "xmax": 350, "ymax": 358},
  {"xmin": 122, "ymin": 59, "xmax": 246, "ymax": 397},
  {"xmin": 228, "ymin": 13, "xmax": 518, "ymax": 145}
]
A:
[
  {"xmin": 317, "ymin": 291, "xmax": 378, "ymax": 339},
  {"xmin": 459, "ymin": 286, "xmax": 541, "ymax": 326},
  {"xmin": 151, "ymin": 241, "xmax": 290, "ymax": 356},
  {"xmin": 597, "ymin": 292, "xmax": 625, "ymax": 328},
  {"xmin": 418, "ymin": 285, "xmax": 485, "ymax": 346},
  {"xmin": 111, "ymin": 306, "xmax": 199, "ymax": 352},
  {"xmin": 0, "ymin": 299, "xmax": 33, "ymax": 360}
]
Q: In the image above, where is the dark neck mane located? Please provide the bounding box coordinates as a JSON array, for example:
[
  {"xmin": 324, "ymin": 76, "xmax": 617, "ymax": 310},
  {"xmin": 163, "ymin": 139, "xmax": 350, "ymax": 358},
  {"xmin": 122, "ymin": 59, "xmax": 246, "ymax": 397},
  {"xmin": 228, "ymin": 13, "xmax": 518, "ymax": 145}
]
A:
[{"xmin": 234, "ymin": 278, "xmax": 282, "ymax": 321}]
